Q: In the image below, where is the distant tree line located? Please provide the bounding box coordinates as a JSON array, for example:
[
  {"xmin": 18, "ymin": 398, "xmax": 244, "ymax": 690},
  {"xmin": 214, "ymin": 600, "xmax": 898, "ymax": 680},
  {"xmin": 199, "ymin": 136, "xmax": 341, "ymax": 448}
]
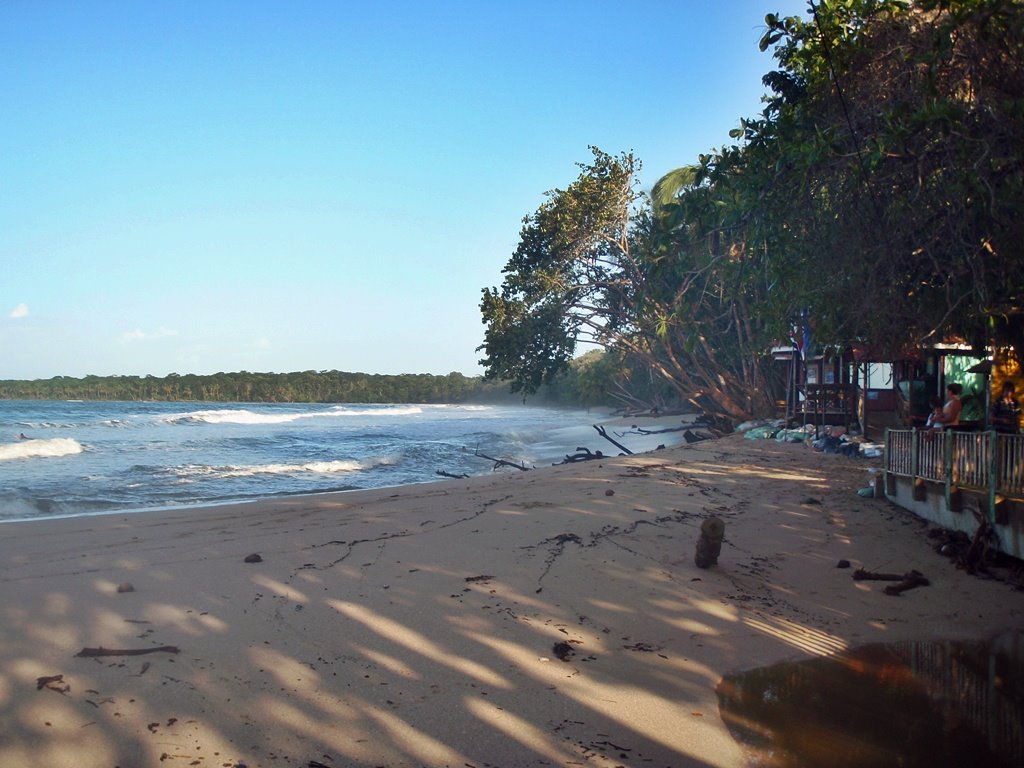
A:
[{"xmin": 0, "ymin": 366, "xmax": 616, "ymax": 407}]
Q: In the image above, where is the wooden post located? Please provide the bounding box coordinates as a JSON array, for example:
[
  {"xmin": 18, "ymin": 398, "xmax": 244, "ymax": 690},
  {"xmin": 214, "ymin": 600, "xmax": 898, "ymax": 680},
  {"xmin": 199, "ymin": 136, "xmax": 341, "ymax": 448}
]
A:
[
  {"xmin": 911, "ymin": 428, "xmax": 926, "ymax": 501},
  {"xmin": 988, "ymin": 430, "xmax": 999, "ymax": 524},
  {"xmin": 944, "ymin": 428, "xmax": 957, "ymax": 512},
  {"xmin": 695, "ymin": 517, "xmax": 725, "ymax": 569},
  {"xmin": 883, "ymin": 428, "xmax": 899, "ymax": 496}
]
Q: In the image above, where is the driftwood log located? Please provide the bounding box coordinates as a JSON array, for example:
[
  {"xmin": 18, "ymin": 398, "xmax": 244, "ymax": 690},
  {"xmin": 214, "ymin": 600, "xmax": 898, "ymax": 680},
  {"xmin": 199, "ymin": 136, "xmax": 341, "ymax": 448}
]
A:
[
  {"xmin": 852, "ymin": 569, "xmax": 930, "ymax": 595},
  {"xmin": 883, "ymin": 572, "xmax": 930, "ymax": 595},
  {"xmin": 623, "ymin": 424, "xmax": 686, "ymax": 436},
  {"xmin": 593, "ymin": 425, "xmax": 633, "ymax": 455},
  {"xmin": 75, "ymin": 645, "xmax": 180, "ymax": 658},
  {"xmin": 474, "ymin": 449, "xmax": 530, "ymax": 471},
  {"xmin": 436, "ymin": 470, "xmax": 470, "ymax": 479},
  {"xmin": 695, "ymin": 517, "xmax": 725, "ymax": 568},
  {"xmin": 555, "ymin": 447, "xmax": 605, "ymax": 465}
]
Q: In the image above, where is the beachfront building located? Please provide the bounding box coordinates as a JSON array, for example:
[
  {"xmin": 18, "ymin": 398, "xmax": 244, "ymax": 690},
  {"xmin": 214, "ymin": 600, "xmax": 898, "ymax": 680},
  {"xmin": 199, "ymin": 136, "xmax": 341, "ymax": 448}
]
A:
[
  {"xmin": 775, "ymin": 342, "xmax": 1023, "ymax": 558},
  {"xmin": 774, "ymin": 346, "xmax": 859, "ymax": 434},
  {"xmin": 881, "ymin": 346, "xmax": 1023, "ymax": 559}
]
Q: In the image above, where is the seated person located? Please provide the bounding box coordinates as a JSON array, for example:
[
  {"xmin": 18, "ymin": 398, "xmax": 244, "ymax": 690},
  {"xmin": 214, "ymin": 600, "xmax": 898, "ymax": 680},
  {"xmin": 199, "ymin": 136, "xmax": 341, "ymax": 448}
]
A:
[
  {"xmin": 929, "ymin": 383, "xmax": 963, "ymax": 429},
  {"xmin": 990, "ymin": 382, "xmax": 1021, "ymax": 433}
]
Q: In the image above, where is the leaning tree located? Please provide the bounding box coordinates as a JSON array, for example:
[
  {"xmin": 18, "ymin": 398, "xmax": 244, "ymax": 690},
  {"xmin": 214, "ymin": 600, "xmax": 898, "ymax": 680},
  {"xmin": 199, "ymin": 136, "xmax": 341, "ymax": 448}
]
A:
[{"xmin": 478, "ymin": 148, "xmax": 775, "ymax": 419}]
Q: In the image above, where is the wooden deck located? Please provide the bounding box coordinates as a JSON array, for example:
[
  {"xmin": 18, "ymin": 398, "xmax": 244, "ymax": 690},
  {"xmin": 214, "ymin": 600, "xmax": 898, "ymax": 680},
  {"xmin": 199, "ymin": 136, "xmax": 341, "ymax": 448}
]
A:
[{"xmin": 884, "ymin": 429, "xmax": 1024, "ymax": 558}]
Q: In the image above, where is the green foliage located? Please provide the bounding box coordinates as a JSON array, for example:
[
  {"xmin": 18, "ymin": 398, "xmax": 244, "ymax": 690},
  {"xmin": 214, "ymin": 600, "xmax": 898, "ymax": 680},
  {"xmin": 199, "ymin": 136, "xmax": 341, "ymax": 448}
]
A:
[
  {"xmin": 750, "ymin": 0, "xmax": 1024, "ymax": 354},
  {"xmin": 0, "ymin": 370, "xmax": 532, "ymax": 404},
  {"xmin": 479, "ymin": 147, "xmax": 643, "ymax": 395},
  {"xmin": 480, "ymin": 0, "xmax": 1024, "ymax": 421},
  {"xmin": 480, "ymin": 148, "xmax": 776, "ymax": 418}
]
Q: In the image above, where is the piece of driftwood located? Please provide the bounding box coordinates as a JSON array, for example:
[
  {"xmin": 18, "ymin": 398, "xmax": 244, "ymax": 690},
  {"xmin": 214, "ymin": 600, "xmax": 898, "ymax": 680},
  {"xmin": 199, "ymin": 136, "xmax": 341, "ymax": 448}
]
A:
[
  {"xmin": 474, "ymin": 449, "xmax": 530, "ymax": 471},
  {"xmin": 883, "ymin": 571, "xmax": 930, "ymax": 596},
  {"xmin": 436, "ymin": 470, "xmax": 469, "ymax": 479},
  {"xmin": 555, "ymin": 447, "xmax": 605, "ymax": 464},
  {"xmin": 625, "ymin": 425, "xmax": 686, "ymax": 436},
  {"xmin": 963, "ymin": 506, "xmax": 996, "ymax": 572},
  {"xmin": 852, "ymin": 569, "xmax": 904, "ymax": 581},
  {"xmin": 36, "ymin": 674, "xmax": 68, "ymax": 692},
  {"xmin": 852, "ymin": 569, "xmax": 930, "ymax": 595},
  {"xmin": 75, "ymin": 645, "xmax": 180, "ymax": 658},
  {"xmin": 695, "ymin": 517, "xmax": 725, "ymax": 568},
  {"xmin": 593, "ymin": 425, "xmax": 633, "ymax": 455}
]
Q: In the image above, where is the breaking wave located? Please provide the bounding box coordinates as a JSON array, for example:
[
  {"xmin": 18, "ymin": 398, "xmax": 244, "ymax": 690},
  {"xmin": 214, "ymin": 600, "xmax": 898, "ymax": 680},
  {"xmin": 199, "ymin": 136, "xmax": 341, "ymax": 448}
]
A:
[
  {"xmin": 0, "ymin": 438, "xmax": 84, "ymax": 462},
  {"xmin": 161, "ymin": 406, "xmax": 425, "ymax": 426},
  {"xmin": 162, "ymin": 455, "xmax": 400, "ymax": 481}
]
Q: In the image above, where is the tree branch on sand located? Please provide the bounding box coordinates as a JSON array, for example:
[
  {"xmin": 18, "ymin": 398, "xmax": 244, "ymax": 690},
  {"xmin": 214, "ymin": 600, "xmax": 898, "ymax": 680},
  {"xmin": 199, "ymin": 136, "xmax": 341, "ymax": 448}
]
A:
[
  {"xmin": 593, "ymin": 425, "xmax": 633, "ymax": 455},
  {"xmin": 555, "ymin": 447, "xmax": 605, "ymax": 465},
  {"xmin": 473, "ymin": 449, "xmax": 531, "ymax": 471}
]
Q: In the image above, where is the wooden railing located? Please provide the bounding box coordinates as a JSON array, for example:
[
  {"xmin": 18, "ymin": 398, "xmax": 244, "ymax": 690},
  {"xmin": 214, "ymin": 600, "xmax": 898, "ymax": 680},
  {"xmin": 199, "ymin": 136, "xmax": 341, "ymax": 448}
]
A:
[
  {"xmin": 885, "ymin": 429, "xmax": 1024, "ymax": 517},
  {"xmin": 789, "ymin": 383, "xmax": 858, "ymax": 429}
]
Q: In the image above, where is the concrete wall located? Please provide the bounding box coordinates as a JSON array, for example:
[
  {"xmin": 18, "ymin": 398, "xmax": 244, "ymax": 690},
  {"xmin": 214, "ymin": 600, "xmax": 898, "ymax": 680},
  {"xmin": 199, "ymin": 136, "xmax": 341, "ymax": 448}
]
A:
[{"xmin": 885, "ymin": 475, "xmax": 1023, "ymax": 560}]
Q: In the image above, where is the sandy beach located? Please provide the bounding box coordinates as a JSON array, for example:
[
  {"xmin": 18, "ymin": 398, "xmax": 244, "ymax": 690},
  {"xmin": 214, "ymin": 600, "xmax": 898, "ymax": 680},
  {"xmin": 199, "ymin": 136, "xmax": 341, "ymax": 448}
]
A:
[{"xmin": 1, "ymin": 424, "xmax": 1020, "ymax": 768}]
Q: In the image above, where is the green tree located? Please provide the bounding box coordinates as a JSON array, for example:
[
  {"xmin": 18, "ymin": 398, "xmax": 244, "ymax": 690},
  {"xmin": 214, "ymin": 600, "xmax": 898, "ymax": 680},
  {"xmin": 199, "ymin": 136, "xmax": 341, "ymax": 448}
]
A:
[
  {"xmin": 748, "ymin": 0, "xmax": 1024, "ymax": 354},
  {"xmin": 479, "ymin": 148, "xmax": 773, "ymax": 418}
]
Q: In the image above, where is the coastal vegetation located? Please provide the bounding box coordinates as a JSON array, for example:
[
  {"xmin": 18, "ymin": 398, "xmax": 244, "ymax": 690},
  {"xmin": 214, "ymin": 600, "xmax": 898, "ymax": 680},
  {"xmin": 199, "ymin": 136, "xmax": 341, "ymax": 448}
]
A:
[
  {"xmin": 479, "ymin": 0, "xmax": 1023, "ymax": 421},
  {"xmin": 0, "ymin": 370, "xmax": 512, "ymax": 404},
  {"xmin": 0, "ymin": 366, "xmax": 610, "ymax": 406}
]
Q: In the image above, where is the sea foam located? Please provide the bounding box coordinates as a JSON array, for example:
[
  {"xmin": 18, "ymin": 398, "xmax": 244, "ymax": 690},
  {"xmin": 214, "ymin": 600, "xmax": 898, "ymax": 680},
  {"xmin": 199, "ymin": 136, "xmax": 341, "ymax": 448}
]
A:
[
  {"xmin": 167, "ymin": 455, "xmax": 400, "ymax": 481},
  {"xmin": 0, "ymin": 438, "xmax": 84, "ymax": 462},
  {"xmin": 161, "ymin": 405, "xmax": 425, "ymax": 426}
]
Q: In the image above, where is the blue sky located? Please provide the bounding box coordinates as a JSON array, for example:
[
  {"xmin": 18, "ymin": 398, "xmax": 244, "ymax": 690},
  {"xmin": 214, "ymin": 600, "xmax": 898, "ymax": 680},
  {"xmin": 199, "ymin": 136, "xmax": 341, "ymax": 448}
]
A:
[{"xmin": 2, "ymin": 0, "xmax": 808, "ymax": 380}]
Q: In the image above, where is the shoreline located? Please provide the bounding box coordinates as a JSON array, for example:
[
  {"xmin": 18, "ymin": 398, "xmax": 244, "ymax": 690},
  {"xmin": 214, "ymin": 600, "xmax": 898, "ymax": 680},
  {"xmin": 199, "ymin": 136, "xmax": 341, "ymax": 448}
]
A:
[
  {"xmin": 0, "ymin": 412, "xmax": 698, "ymax": 527},
  {"xmin": 1, "ymin": 434, "xmax": 1019, "ymax": 767}
]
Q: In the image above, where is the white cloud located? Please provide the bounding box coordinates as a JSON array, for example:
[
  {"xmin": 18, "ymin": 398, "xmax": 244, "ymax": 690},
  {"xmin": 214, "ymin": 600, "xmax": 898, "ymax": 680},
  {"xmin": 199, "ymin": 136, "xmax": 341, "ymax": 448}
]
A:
[
  {"xmin": 119, "ymin": 327, "xmax": 179, "ymax": 343},
  {"xmin": 253, "ymin": 338, "xmax": 272, "ymax": 350},
  {"xmin": 9, "ymin": 303, "xmax": 29, "ymax": 318}
]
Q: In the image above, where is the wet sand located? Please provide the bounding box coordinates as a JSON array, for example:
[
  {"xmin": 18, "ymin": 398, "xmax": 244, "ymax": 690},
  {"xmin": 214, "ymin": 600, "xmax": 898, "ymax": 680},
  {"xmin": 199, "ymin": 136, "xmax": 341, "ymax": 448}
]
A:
[{"xmin": 1, "ymin": 430, "xmax": 1020, "ymax": 767}]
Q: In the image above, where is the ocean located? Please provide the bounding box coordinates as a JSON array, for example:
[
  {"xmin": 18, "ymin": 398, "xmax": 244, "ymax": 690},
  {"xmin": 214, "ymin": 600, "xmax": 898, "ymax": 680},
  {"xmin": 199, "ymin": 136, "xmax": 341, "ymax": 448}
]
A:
[{"xmin": 0, "ymin": 400, "xmax": 623, "ymax": 522}]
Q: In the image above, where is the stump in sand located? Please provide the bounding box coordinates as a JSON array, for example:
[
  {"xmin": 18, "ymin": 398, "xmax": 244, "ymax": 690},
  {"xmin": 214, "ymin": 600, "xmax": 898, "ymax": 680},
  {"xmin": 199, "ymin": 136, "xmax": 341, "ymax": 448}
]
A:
[{"xmin": 695, "ymin": 517, "xmax": 725, "ymax": 568}]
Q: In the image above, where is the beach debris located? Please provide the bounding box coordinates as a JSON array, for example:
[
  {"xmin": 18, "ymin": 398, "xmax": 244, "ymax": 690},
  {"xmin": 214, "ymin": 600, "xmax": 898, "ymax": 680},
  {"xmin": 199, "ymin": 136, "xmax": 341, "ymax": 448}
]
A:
[
  {"xmin": 593, "ymin": 425, "xmax": 633, "ymax": 455},
  {"xmin": 929, "ymin": 512, "xmax": 1001, "ymax": 574},
  {"xmin": 853, "ymin": 568, "xmax": 914, "ymax": 581},
  {"xmin": 244, "ymin": 553, "xmax": 263, "ymax": 563},
  {"xmin": 622, "ymin": 641, "xmax": 662, "ymax": 653},
  {"xmin": 555, "ymin": 447, "xmax": 604, "ymax": 464},
  {"xmin": 474, "ymin": 448, "xmax": 531, "ymax": 471},
  {"xmin": 36, "ymin": 674, "xmax": 70, "ymax": 694},
  {"xmin": 74, "ymin": 645, "xmax": 180, "ymax": 658},
  {"xmin": 464, "ymin": 574, "xmax": 493, "ymax": 583},
  {"xmin": 802, "ymin": 497, "xmax": 821, "ymax": 505},
  {"xmin": 683, "ymin": 429, "xmax": 710, "ymax": 443},
  {"xmin": 604, "ymin": 488, "xmax": 615, "ymax": 496},
  {"xmin": 436, "ymin": 469, "xmax": 469, "ymax": 479},
  {"xmin": 883, "ymin": 572, "xmax": 931, "ymax": 596},
  {"xmin": 852, "ymin": 568, "xmax": 930, "ymax": 595},
  {"xmin": 552, "ymin": 641, "xmax": 575, "ymax": 662},
  {"xmin": 116, "ymin": 582, "xmax": 135, "ymax": 593},
  {"xmin": 622, "ymin": 424, "xmax": 684, "ymax": 436},
  {"xmin": 836, "ymin": 559, "xmax": 851, "ymax": 569},
  {"xmin": 857, "ymin": 486, "xmax": 876, "ymax": 498},
  {"xmin": 694, "ymin": 516, "xmax": 725, "ymax": 569}
]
